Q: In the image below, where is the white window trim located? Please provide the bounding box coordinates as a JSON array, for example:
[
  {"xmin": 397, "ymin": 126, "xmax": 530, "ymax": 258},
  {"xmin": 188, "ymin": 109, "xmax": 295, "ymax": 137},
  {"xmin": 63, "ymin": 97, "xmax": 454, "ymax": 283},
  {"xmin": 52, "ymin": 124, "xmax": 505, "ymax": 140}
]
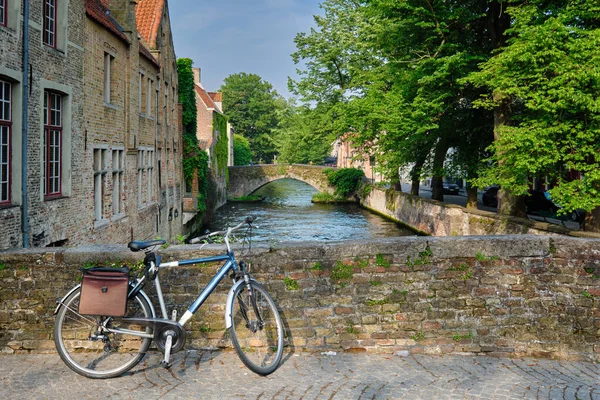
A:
[
  {"xmin": 93, "ymin": 146, "xmax": 108, "ymax": 223},
  {"xmin": 111, "ymin": 147, "xmax": 125, "ymax": 218},
  {"xmin": 39, "ymin": 79, "xmax": 72, "ymax": 200}
]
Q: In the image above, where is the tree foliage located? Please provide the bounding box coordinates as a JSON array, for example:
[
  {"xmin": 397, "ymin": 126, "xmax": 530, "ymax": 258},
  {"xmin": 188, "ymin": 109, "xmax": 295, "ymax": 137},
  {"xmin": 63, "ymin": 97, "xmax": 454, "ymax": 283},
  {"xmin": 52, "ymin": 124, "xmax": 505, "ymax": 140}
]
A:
[
  {"xmin": 467, "ymin": 0, "xmax": 600, "ymax": 217},
  {"xmin": 220, "ymin": 73, "xmax": 281, "ymax": 162},
  {"xmin": 233, "ymin": 134, "xmax": 252, "ymax": 166}
]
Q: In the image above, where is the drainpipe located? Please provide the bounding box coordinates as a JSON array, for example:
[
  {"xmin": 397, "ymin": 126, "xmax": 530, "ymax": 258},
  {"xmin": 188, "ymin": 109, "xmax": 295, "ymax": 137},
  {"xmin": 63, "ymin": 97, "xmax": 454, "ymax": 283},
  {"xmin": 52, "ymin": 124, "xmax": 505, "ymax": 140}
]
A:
[{"xmin": 21, "ymin": 0, "xmax": 30, "ymax": 248}]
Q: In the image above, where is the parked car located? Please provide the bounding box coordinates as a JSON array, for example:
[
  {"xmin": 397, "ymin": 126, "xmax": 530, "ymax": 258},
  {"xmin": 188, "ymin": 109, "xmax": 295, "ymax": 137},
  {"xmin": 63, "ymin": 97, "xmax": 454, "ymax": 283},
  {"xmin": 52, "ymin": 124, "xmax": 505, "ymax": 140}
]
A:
[
  {"xmin": 481, "ymin": 186, "xmax": 499, "ymax": 207},
  {"xmin": 525, "ymin": 190, "xmax": 559, "ymax": 214},
  {"xmin": 443, "ymin": 181, "xmax": 460, "ymax": 195},
  {"xmin": 570, "ymin": 209, "xmax": 587, "ymax": 223}
]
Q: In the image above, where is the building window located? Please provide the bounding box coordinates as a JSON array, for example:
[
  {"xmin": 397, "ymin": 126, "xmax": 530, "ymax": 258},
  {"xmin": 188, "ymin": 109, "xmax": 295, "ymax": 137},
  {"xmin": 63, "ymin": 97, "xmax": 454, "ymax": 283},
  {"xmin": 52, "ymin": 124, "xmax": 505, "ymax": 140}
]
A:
[
  {"xmin": 112, "ymin": 149, "xmax": 124, "ymax": 215},
  {"xmin": 137, "ymin": 149, "xmax": 154, "ymax": 207},
  {"xmin": 165, "ymin": 84, "xmax": 169, "ymax": 125},
  {"xmin": 0, "ymin": 0, "xmax": 7, "ymax": 27},
  {"xmin": 103, "ymin": 52, "xmax": 113, "ymax": 104},
  {"xmin": 147, "ymin": 78, "xmax": 152, "ymax": 117},
  {"xmin": 93, "ymin": 148, "xmax": 107, "ymax": 221},
  {"xmin": 0, "ymin": 80, "xmax": 11, "ymax": 205},
  {"xmin": 139, "ymin": 72, "xmax": 145, "ymax": 114},
  {"xmin": 43, "ymin": 0, "xmax": 57, "ymax": 48},
  {"xmin": 43, "ymin": 91, "xmax": 62, "ymax": 198}
]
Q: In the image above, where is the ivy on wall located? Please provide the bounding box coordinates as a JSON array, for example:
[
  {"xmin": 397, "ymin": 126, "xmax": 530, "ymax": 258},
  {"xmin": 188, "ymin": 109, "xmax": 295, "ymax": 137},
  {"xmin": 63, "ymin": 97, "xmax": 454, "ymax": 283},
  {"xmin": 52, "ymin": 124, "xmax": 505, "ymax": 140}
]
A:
[
  {"xmin": 182, "ymin": 134, "xmax": 209, "ymax": 212},
  {"xmin": 176, "ymin": 58, "xmax": 197, "ymax": 135},
  {"xmin": 212, "ymin": 112, "xmax": 229, "ymax": 182}
]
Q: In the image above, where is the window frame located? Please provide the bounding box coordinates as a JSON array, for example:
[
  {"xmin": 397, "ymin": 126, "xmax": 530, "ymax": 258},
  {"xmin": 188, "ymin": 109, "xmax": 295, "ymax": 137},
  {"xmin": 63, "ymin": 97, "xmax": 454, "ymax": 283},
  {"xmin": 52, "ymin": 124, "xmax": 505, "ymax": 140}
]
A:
[
  {"xmin": 0, "ymin": 79, "xmax": 11, "ymax": 206},
  {"xmin": 103, "ymin": 52, "xmax": 113, "ymax": 105},
  {"xmin": 112, "ymin": 148, "xmax": 124, "ymax": 216},
  {"xmin": 0, "ymin": 0, "xmax": 7, "ymax": 27},
  {"xmin": 93, "ymin": 148, "xmax": 107, "ymax": 221},
  {"xmin": 43, "ymin": 90, "xmax": 62, "ymax": 199},
  {"xmin": 42, "ymin": 0, "xmax": 57, "ymax": 48}
]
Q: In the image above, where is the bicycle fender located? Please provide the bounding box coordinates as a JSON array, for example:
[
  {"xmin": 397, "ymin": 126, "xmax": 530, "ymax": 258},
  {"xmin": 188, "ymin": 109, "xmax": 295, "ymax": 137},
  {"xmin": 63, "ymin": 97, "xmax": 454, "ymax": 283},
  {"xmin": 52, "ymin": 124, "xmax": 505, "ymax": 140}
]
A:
[
  {"xmin": 54, "ymin": 284, "xmax": 81, "ymax": 315},
  {"xmin": 54, "ymin": 284, "xmax": 156, "ymax": 319},
  {"xmin": 225, "ymin": 278, "xmax": 258, "ymax": 329}
]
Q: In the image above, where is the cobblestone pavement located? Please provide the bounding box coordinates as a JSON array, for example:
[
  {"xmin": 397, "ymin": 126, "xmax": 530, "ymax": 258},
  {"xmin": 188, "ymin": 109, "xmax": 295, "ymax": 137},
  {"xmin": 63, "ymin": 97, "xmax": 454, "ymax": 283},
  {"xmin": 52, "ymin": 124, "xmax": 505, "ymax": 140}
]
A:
[{"xmin": 1, "ymin": 351, "xmax": 599, "ymax": 399}]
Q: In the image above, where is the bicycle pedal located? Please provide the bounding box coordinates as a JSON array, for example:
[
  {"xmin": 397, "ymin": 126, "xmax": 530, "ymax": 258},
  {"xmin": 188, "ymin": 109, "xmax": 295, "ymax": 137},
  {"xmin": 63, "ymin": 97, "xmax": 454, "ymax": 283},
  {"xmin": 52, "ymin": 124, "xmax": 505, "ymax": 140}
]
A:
[{"xmin": 160, "ymin": 360, "xmax": 172, "ymax": 369}]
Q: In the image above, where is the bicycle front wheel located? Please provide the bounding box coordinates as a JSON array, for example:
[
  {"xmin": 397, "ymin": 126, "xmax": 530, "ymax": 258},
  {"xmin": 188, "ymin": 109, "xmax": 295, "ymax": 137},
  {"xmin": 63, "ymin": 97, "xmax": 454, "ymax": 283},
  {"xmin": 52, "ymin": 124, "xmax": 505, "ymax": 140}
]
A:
[
  {"xmin": 53, "ymin": 287, "xmax": 154, "ymax": 378},
  {"xmin": 229, "ymin": 281, "xmax": 284, "ymax": 375}
]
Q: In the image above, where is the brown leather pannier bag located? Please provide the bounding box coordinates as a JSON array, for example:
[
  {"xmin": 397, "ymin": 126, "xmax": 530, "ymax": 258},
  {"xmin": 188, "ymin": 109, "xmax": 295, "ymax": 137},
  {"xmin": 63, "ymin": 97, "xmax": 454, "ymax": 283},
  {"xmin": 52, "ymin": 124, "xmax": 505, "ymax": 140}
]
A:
[{"xmin": 79, "ymin": 267, "xmax": 130, "ymax": 316}]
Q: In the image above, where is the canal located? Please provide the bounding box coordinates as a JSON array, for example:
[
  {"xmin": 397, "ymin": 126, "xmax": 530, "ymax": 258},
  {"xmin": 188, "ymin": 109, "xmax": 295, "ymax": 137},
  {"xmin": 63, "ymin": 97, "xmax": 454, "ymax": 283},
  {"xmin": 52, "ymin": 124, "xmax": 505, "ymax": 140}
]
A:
[{"xmin": 208, "ymin": 178, "xmax": 415, "ymax": 242}]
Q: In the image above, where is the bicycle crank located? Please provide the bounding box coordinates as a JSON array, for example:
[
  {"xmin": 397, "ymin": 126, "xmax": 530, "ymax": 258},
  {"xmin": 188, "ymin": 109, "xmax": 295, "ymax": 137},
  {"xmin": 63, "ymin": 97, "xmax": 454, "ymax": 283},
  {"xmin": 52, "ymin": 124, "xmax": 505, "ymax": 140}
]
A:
[{"xmin": 123, "ymin": 318, "xmax": 186, "ymax": 354}]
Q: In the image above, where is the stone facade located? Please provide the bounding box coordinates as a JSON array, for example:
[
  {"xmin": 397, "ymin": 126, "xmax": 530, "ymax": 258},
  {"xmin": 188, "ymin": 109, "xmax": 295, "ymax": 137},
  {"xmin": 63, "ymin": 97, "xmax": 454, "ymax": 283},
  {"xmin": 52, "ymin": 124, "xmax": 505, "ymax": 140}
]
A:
[
  {"xmin": 0, "ymin": 0, "xmax": 183, "ymax": 251},
  {"xmin": 1, "ymin": 235, "xmax": 598, "ymax": 361}
]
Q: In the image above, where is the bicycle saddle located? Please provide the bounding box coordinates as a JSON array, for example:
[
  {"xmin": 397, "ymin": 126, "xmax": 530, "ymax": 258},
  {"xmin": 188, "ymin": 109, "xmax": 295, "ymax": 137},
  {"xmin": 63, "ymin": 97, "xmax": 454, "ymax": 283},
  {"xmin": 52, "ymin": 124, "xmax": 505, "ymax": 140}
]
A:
[{"xmin": 127, "ymin": 239, "xmax": 166, "ymax": 252}]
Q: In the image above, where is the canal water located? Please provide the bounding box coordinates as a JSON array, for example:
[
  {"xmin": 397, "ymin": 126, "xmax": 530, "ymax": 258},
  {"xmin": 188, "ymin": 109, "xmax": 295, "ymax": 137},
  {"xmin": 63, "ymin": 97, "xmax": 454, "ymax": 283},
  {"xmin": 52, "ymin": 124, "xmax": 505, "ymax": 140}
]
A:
[{"xmin": 208, "ymin": 178, "xmax": 415, "ymax": 242}]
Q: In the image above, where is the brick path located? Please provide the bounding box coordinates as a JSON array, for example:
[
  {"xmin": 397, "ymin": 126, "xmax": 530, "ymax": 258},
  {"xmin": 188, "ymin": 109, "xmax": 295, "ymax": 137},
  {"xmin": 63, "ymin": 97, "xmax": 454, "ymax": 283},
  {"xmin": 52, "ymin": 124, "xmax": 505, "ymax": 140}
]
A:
[{"xmin": 1, "ymin": 351, "xmax": 599, "ymax": 399}]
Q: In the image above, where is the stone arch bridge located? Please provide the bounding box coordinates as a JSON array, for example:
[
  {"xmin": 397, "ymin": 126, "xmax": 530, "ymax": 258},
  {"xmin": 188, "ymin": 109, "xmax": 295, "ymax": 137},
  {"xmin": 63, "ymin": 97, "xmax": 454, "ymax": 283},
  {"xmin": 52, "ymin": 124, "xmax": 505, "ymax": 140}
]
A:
[{"xmin": 227, "ymin": 164, "xmax": 335, "ymax": 198}]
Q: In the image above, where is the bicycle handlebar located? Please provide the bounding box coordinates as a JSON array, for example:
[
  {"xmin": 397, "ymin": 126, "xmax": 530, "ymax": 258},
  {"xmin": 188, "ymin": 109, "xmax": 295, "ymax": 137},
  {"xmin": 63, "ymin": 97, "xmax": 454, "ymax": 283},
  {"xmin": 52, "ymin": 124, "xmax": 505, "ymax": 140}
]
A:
[{"xmin": 189, "ymin": 217, "xmax": 255, "ymax": 245}]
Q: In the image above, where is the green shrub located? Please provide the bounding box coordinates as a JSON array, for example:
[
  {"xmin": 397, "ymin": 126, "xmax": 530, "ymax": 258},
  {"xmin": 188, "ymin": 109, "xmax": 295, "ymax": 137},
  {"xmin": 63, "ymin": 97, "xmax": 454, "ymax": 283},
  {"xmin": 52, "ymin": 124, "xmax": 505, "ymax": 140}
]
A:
[{"xmin": 324, "ymin": 168, "xmax": 365, "ymax": 198}]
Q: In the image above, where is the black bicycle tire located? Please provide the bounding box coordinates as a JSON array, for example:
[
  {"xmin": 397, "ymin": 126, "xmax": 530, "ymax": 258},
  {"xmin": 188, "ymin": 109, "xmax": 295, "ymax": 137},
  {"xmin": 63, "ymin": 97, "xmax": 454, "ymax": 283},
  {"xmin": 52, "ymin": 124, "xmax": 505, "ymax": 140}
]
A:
[
  {"xmin": 53, "ymin": 287, "xmax": 153, "ymax": 379},
  {"xmin": 229, "ymin": 282, "xmax": 284, "ymax": 375}
]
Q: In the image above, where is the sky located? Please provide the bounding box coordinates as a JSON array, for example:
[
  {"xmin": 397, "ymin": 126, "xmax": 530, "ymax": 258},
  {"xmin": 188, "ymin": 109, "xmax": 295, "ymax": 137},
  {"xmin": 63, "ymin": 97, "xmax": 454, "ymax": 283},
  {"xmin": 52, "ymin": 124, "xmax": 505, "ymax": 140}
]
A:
[{"xmin": 168, "ymin": 0, "xmax": 323, "ymax": 98}]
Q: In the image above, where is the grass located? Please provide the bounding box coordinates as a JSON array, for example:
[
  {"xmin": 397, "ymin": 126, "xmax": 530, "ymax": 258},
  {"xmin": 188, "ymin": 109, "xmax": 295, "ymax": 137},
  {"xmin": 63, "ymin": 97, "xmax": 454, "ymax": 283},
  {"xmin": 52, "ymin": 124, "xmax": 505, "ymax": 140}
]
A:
[
  {"xmin": 228, "ymin": 195, "xmax": 264, "ymax": 202},
  {"xmin": 331, "ymin": 261, "xmax": 354, "ymax": 286},
  {"xmin": 411, "ymin": 331, "xmax": 425, "ymax": 341},
  {"xmin": 452, "ymin": 332, "xmax": 473, "ymax": 342},
  {"xmin": 311, "ymin": 192, "xmax": 345, "ymax": 203},
  {"xmin": 375, "ymin": 253, "xmax": 390, "ymax": 268},
  {"xmin": 284, "ymin": 276, "xmax": 300, "ymax": 291},
  {"xmin": 366, "ymin": 297, "xmax": 390, "ymax": 306},
  {"xmin": 311, "ymin": 262, "xmax": 323, "ymax": 271}
]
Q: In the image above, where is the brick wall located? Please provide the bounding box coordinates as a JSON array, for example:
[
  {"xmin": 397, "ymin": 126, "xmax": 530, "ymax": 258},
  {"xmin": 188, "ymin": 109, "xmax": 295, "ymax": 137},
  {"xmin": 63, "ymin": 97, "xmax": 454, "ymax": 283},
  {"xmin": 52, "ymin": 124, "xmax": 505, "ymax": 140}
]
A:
[{"xmin": 1, "ymin": 235, "xmax": 599, "ymax": 361}]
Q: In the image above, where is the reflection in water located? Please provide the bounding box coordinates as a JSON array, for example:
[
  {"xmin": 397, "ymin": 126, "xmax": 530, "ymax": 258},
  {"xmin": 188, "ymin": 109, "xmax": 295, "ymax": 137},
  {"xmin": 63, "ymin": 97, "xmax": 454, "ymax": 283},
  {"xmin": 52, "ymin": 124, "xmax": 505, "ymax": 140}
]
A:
[{"xmin": 209, "ymin": 178, "xmax": 415, "ymax": 242}]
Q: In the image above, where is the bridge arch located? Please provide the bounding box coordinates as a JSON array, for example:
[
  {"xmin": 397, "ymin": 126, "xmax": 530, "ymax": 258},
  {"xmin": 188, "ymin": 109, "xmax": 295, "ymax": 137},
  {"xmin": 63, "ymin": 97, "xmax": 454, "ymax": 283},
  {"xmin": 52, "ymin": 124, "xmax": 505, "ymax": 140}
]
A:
[{"xmin": 227, "ymin": 164, "xmax": 335, "ymax": 198}]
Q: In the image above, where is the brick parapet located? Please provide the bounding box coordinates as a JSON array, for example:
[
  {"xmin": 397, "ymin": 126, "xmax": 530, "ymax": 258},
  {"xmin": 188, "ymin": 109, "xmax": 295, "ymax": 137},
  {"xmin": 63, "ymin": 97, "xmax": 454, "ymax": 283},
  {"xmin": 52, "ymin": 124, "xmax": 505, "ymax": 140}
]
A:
[{"xmin": 1, "ymin": 235, "xmax": 599, "ymax": 361}]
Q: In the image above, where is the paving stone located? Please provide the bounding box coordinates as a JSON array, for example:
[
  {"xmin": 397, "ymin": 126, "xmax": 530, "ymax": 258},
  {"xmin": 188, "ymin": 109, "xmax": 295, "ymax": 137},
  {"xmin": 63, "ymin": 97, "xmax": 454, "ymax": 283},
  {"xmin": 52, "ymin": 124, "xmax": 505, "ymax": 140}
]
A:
[{"xmin": 0, "ymin": 351, "xmax": 598, "ymax": 399}]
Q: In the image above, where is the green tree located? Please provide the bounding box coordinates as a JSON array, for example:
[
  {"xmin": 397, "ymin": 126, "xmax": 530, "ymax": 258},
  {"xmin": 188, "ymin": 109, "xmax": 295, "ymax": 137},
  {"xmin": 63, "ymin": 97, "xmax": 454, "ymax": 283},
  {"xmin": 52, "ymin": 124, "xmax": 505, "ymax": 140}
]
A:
[
  {"xmin": 233, "ymin": 134, "xmax": 252, "ymax": 166},
  {"xmin": 220, "ymin": 73, "xmax": 280, "ymax": 162},
  {"xmin": 467, "ymin": 0, "xmax": 600, "ymax": 231},
  {"xmin": 274, "ymin": 100, "xmax": 333, "ymax": 164},
  {"xmin": 291, "ymin": 0, "xmax": 496, "ymax": 201}
]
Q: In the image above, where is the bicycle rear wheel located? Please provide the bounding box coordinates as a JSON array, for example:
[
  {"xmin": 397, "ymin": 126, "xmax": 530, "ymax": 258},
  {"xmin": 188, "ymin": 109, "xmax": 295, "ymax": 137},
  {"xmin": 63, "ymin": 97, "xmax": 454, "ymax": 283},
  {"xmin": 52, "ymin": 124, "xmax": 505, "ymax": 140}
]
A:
[
  {"xmin": 54, "ymin": 287, "xmax": 153, "ymax": 378},
  {"xmin": 229, "ymin": 281, "xmax": 284, "ymax": 375}
]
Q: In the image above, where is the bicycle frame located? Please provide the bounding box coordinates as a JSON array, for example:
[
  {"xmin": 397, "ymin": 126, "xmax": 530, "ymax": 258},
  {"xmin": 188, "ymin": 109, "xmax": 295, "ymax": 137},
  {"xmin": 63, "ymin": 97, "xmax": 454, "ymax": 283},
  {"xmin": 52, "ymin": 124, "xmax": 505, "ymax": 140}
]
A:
[{"xmin": 126, "ymin": 251, "xmax": 241, "ymax": 330}]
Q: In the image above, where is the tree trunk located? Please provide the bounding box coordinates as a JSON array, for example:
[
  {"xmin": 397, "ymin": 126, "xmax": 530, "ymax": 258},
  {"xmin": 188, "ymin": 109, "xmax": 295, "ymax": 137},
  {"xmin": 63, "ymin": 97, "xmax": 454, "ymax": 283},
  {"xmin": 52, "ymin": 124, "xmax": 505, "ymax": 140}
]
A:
[
  {"xmin": 466, "ymin": 185, "xmax": 478, "ymax": 209},
  {"xmin": 411, "ymin": 179, "xmax": 420, "ymax": 196},
  {"xmin": 390, "ymin": 176, "xmax": 402, "ymax": 192},
  {"xmin": 410, "ymin": 156, "xmax": 426, "ymax": 196},
  {"xmin": 431, "ymin": 139, "xmax": 449, "ymax": 202},
  {"xmin": 582, "ymin": 207, "xmax": 600, "ymax": 233},
  {"xmin": 489, "ymin": 2, "xmax": 527, "ymax": 217}
]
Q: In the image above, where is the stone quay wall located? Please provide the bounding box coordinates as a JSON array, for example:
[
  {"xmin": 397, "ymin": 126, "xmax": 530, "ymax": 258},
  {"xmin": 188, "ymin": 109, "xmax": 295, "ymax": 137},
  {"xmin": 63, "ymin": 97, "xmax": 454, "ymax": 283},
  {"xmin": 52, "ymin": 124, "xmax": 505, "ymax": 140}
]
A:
[
  {"xmin": 1, "ymin": 236, "xmax": 599, "ymax": 361},
  {"xmin": 360, "ymin": 185, "xmax": 599, "ymax": 237}
]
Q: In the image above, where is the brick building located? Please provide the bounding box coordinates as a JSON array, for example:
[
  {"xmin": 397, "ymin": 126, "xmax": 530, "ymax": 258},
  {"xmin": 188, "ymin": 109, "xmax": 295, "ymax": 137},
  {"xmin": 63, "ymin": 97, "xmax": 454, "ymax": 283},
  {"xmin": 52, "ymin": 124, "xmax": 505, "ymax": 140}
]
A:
[
  {"xmin": 0, "ymin": 0, "xmax": 183, "ymax": 250},
  {"xmin": 0, "ymin": 0, "xmax": 87, "ymax": 249},
  {"xmin": 182, "ymin": 68, "xmax": 232, "ymax": 233}
]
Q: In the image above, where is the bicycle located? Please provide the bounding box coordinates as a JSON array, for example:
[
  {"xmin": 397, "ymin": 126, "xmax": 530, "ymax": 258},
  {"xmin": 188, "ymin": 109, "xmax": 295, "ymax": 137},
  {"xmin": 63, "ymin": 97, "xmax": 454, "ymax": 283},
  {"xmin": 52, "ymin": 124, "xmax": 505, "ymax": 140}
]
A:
[{"xmin": 53, "ymin": 216, "xmax": 284, "ymax": 379}]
